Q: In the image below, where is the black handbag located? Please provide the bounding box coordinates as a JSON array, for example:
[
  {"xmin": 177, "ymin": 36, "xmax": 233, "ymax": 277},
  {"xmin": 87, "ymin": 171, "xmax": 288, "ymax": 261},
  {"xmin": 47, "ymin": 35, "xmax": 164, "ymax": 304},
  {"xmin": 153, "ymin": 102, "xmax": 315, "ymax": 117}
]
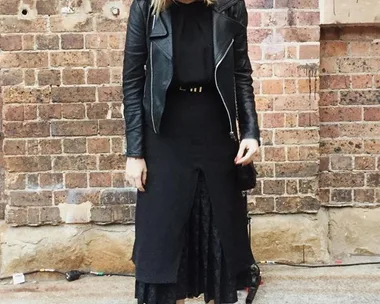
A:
[
  {"xmin": 236, "ymin": 162, "xmax": 258, "ymax": 191},
  {"xmin": 234, "ymin": 87, "xmax": 258, "ymax": 191}
]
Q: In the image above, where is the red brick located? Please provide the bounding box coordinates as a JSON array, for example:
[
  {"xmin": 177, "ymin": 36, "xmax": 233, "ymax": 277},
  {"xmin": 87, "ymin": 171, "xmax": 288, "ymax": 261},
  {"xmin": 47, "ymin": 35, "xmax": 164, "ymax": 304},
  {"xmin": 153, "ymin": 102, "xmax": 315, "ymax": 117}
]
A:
[
  {"xmin": 330, "ymin": 156, "xmax": 352, "ymax": 170},
  {"xmin": 99, "ymin": 155, "xmax": 126, "ymax": 170},
  {"xmin": 275, "ymin": 129, "xmax": 319, "ymax": 145},
  {"xmin": 351, "ymin": 75, "xmax": 373, "ymax": 89},
  {"xmin": 85, "ymin": 34, "xmax": 108, "ymax": 49},
  {"xmin": 108, "ymin": 33, "xmax": 124, "ymax": 49},
  {"xmin": 364, "ymin": 139, "xmax": 380, "ymax": 154},
  {"xmin": 36, "ymin": 35, "xmax": 59, "ymax": 50},
  {"xmin": 331, "ymin": 189, "xmax": 352, "ymax": 203},
  {"xmin": 264, "ymin": 147, "xmax": 286, "ymax": 161},
  {"xmin": 273, "ymin": 62, "xmax": 299, "ymax": 77},
  {"xmin": 87, "ymin": 68, "xmax": 110, "ymax": 84},
  {"xmin": 261, "ymin": 11, "xmax": 288, "ymax": 27},
  {"xmin": 66, "ymin": 173, "xmax": 88, "ymax": 188},
  {"xmin": 286, "ymin": 180, "xmax": 298, "ymax": 195},
  {"xmin": 51, "ymin": 121, "xmax": 98, "ymax": 136},
  {"xmin": 0, "ymin": 17, "xmax": 47, "ymax": 33},
  {"xmin": 340, "ymin": 123, "xmax": 380, "ymax": 138},
  {"xmin": 367, "ymin": 173, "xmax": 380, "ymax": 187},
  {"xmin": 98, "ymin": 86, "xmax": 123, "ymax": 102},
  {"xmin": 0, "ymin": 0, "xmax": 20, "ymax": 14},
  {"xmin": 248, "ymin": 45, "xmax": 262, "ymax": 61},
  {"xmin": 39, "ymin": 104, "xmax": 61, "ymax": 120},
  {"xmin": 89, "ymin": 172, "xmax": 112, "ymax": 187},
  {"xmin": 111, "ymin": 138, "xmax": 123, "ymax": 153},
  {"xmin": 87, "ymin": 103, "xmax": 109, "ymax": 119},
  {"xmin": 319, "ymin": 92, "xmax": 338, "ymax": 106},
  {"xmin": 321, "ymin": 41, "xmax": 348, "ymax": 57},
  {"xmin": 276, "ymin": 162, "xmax": 319, "ymax": 178},
  {"xmin": 51, "ymin": 87, "xmax": 95, "ymax": 103},
  {"xmin": 298, "ymin": 78, "xmax": 319, "ymax": 94},
  {"xmin": 50, "ymin": 51, "xmax": 94, "ymax": 67},
  {"xmin": 63, "ymin": 138, "xmax": 86, "ymax": 153},
  {"xmin": 279, "ymin": 27, "xmax": 320, "ymax": 42},
  {"xmin": 320, "ymin": 107, "xmax": 362, "ymax": 122},
  {"xmin": 319, "ymin": 157, "xmax": 329, "ymax": 171},
  {"xmin": 252, "ymin": 63, "xmax": 273, "ymax": 77},
  {"xmin": 88, "ymin": 138, "xmax": 110, "ymax": 153},
  {"xmin": 284, "ymin": 79, "xmax": 297, "ymax": 94},
  {"xmin": 299, "ymin": 44, "xmax": 320, "ymax": 59},
  {"xmin": 276, "ymin": 196, "xmax": 319, "ymax": 213},
  {"xmin": 295, "ymin": 11, "xmax": 320, "ymax": 26},
  {"xmin": 319, "ymin": 172, "xmax": 365, "ymax": 188},
  {"xmin": 319, "ymin": 125, "xmax": 340, "ymax": 138},
  {"xmin": 39, "ymin": 139, "xmax": 62, "ymax": 155},
  {"xmin": 286, "ymin": 46, "xmax": 297, "ymax": 59},
  {"xmin": 96, "ymin": 16, "xmax": 127, "ymax": 32},
  {"xmin": 4, "ymin": 140, "xmax": 26, "ymax": 155},
  {"xmin": 340, "ymin": 26, "xmax": 380, "ymax": 41},
  {"xmin": 4, "ymin": 105, "xmax": 24, "ymax": 121},
  {"xmin": 38, "ymin": 69, "xmax": 61, "ymax": 86},
  {"xmin": 0, "ymin": 70, "xmax": 23, "ymax": 86},
  {"xmin": 320, "ymin": 75, "xmax": 350, "ymax": 90},
  {"xmin": 96, "ymin": 50, "xmax": 123, "ymax": 67},
  {"xmin": 61, "ymin": 104, "xmax": 86, "ymax": 119},
  {"xmin": 320, "ymin": 139, "xmax": 363, "ymax": 155},
  {"xmin": 320, "ymin": 28, "xmax": 342, "ymax": 41},
  {"xmin": 99, "ymin": 120, "xmax": 124, "ymax": 135},
  {"xmin": 274, "ymin": 95, "xmax": 318, "ymax": 111},
  {"xmin": 0, "ymin": 52, "xmax": 48, "ymax": 68},
  {"xmin": 338, "ymin": 58, "xmax": 380, "ymax": 74},
  {"xmin": 4, "ymin": 122, "xmax": 49, "ymax": 138},
  {"xmin": 275, "ymin": 0, "xmax": 318, "ymax": 8},
  {"xmin": 61, "ymin": 34, "xmax": 84, "ymax": 50},
  {"xmin": 285, "ymin": 113, "xmax": 298, "ymax": 127},
  {"xmin": 299, "ymin": 112, "xmax": 319, "ymax": 127},
  {"xmin": 262, "ymin": 113, "xmax": 285, "ymax": 128},
  {"xmin": 246, "ymin": 0, "xmax": 273, "ymax": 8},
  {"xmin": 24, "ymin": 69, "xmax": 36, "ymax": 86},
  {"xmin": 3, "ymin": 87, "xmax": 51, "ymax": 104},
  {"xmin": 0, "ymin": 35, "xmax": 22, "ymax": 51},
  {"xmin": 6, "ymin": 156, "xmax": 51, "ymax": 173},
  {"xmin": 320, "ymin": 57, "xmax": 338, "ymax": 74},
  {"xmin": 354, "ymin": 189, "xmax": 375, "ymax": 203},
  {"xmin": 263, "ymin": 180, "xmax": 285, "ymax": 195},
  {"xmin": 50, "ymin": 16, "xmax": 93, "ymax": 32},
  {"xmin": 349, "ymin": 41, "xmax": 371, "ymax": 56},
  {"xmin": 262, "ymin": 79, "xmax": 283, "ymax": 94},
  {"xmin": 364, "ymin": 107, "xmax": 380, "ymax": 121},
  {"xmin": 62, "ymin": 69, "xmax": 85, "ymax": 85},
  {"xmin": 9, "ymin": 191, "xmax": 53, "ymax": 207},
  {"xmin": 53, "ymin": 156, "xmax": 97, "ymax": 171},
  {"xmin": 22, "ymin": 35, "xmax": 35, "ymax": 50},
  {"xmin": 354, "ymin": 156, "xmax": 376, "ymax": 171},
  {"xmin": 36, "ymin": 0, "xmax": 59, "ymax": 15},
  {"xmin": 340, "ymin": 91, "xmax": 380, "ymax": 106},
  {"xmin": 248, "ymin": 197, "xmax": 275, "ymax": 214},
  {"xmin": 247, "ymin": 29, "xmax": 272, "ymax": 44}
]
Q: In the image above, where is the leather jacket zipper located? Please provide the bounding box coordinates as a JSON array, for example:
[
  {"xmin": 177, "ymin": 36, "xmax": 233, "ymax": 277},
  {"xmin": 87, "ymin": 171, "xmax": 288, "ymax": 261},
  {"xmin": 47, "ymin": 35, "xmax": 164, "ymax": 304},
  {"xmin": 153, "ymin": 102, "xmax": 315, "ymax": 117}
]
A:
[
  {"xmin": 214, "ymin": 39, "xmax": 237, "ymax": 141},
  {"xmin": 150, "ymin": 15, "xmax": 157, "ymax": 133}
]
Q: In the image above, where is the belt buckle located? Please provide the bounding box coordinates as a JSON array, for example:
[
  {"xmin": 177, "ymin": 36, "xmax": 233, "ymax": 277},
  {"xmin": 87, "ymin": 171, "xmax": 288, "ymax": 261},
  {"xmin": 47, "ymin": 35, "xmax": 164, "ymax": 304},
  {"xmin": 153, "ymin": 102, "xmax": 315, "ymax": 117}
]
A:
[{"xmin": 190, "ymin": 86, "xmax": 203, "ymax": 93}]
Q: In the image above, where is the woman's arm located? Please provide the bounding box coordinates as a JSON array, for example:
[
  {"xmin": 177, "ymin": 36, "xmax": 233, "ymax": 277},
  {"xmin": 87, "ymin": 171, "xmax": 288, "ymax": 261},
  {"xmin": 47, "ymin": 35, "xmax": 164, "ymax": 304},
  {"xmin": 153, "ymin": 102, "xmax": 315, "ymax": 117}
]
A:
[
  {"xmin": 233, "ymin": 0, "xmax": 261, "ymax": 146},
  {"xmin": 122, "ymin": 0, "xmax": 148, "ymax": 158}
]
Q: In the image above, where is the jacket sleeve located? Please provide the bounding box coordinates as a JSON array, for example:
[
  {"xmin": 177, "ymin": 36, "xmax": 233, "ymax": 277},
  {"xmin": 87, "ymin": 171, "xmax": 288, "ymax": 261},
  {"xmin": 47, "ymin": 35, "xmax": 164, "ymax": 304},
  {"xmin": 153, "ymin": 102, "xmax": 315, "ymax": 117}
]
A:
[
  {"xmin": 233, "ymin": 0, "xmax": 261, "ymax": 145},
  {"xmin": 122, "ymin": 0, "xmax": 147, "ymax": 158}
]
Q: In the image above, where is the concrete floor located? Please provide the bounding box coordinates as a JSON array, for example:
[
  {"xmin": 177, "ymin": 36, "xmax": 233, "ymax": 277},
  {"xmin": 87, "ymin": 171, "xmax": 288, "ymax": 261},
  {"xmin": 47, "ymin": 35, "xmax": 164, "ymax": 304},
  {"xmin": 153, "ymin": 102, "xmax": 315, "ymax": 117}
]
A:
[{"xmin": 1, "ymin": 264, "xmax": 380, "ymax": 304}]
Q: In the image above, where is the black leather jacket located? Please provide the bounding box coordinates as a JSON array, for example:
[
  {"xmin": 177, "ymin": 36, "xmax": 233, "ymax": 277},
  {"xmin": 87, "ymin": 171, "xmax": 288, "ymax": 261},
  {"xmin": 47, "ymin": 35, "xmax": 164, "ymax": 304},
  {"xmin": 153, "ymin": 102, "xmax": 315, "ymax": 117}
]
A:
[{"xmin": 123, "ymin": 0, "xmax": 261, "ymax": 158}]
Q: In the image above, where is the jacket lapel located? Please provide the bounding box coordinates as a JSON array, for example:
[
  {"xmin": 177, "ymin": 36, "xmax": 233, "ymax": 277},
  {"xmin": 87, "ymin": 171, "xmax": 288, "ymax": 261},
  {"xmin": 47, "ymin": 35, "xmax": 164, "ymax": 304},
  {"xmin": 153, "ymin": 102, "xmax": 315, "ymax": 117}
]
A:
[{"xmin": 150, "ymin": 9, "xmax": 172, "ymax": 60}]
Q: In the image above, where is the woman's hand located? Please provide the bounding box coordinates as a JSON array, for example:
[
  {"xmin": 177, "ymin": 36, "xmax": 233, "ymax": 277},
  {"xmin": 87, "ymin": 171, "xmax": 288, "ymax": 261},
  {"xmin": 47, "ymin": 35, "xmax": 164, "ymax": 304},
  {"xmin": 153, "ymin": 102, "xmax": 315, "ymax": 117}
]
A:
[
  {"xmin": 234, "ymin": 139, "xmax": 259, "ymax": 166},
  {"xmin": 126, "ymin": 158, "xmax": 148, "ymax": 192}
]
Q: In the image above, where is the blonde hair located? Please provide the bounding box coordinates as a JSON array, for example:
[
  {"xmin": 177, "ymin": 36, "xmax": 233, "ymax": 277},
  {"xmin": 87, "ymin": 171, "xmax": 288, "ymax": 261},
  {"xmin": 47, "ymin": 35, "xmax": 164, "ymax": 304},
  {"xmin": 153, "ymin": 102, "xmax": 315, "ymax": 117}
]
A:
[{"xmin": 151, "ymin": 0, "xmax": 216, "ymax": 15}]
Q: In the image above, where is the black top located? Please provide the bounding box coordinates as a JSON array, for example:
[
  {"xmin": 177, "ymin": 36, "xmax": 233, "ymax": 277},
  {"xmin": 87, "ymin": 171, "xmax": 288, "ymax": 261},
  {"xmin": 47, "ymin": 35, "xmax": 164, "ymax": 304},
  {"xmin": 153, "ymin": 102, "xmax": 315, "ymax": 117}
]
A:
[{"xmin": 170, "ymin": 0, "xmax": 214, "ymax": 86}]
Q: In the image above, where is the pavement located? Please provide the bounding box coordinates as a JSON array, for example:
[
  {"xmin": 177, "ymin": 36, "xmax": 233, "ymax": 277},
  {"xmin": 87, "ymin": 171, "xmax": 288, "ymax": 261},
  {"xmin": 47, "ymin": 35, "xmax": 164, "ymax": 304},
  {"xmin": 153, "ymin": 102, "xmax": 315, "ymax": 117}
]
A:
[{"xmin": 1, "ymin": 264, "xmax": 380, "ymax": 304}]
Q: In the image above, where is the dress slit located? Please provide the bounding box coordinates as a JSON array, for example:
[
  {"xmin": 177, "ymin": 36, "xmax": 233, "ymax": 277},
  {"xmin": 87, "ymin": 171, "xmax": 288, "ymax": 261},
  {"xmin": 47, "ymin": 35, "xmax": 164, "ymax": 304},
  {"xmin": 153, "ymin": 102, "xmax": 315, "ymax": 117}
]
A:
[{"xmin": 135, "ymin": 171, "xmax": 252, "ymax": 304}]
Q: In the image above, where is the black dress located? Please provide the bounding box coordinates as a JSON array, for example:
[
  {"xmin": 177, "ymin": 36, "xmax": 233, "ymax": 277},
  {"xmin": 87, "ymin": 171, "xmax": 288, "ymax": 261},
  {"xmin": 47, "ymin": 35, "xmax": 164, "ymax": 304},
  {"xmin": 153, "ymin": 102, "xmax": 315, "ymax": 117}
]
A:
[{"xmin": 134, "ymin": 1, "xmax": 253, "ymax": 303}]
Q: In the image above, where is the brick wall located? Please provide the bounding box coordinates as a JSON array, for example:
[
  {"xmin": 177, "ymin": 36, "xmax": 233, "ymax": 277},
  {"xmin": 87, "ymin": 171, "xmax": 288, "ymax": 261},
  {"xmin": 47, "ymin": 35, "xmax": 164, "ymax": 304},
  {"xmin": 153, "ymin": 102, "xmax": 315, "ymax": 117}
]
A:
[
  {"xmin": 319, "ymin": 27, "xmax": 380, "ymax": 206},
  {"xmin": 0, "ymin": 0, "xmax": 135, "ymax": 226},
  {"xmin": 0, "ymin": 0, "xmax": 321, "ymax": 226},
  {"xmin": 247, "ymin": 0, "xmax": 321, "ymax": 214}
]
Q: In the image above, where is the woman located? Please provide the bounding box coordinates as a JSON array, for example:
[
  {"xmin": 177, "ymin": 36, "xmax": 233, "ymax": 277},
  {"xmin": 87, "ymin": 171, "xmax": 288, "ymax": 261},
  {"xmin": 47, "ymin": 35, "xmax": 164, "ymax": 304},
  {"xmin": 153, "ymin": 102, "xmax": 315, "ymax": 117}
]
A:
[{"xmin": 123, "ymin": 0, "xmax": 261, "ymax": 302}]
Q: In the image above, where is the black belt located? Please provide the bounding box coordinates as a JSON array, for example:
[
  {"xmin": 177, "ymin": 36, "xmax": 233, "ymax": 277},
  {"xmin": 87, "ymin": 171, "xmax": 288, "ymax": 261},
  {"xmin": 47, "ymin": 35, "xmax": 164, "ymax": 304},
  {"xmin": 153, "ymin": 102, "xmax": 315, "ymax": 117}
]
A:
[{"xmin": 175, "ymin": 84, "xmax": 213, "ymax": 93}]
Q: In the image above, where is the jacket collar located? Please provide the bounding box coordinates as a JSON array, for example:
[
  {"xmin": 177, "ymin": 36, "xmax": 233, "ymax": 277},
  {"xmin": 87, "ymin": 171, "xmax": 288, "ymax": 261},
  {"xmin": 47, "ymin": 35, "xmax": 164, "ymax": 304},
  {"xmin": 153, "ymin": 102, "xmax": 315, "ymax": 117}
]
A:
[{"xmin": 150, "ymin": 0, "xmax": 241, "ymax": 62}]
